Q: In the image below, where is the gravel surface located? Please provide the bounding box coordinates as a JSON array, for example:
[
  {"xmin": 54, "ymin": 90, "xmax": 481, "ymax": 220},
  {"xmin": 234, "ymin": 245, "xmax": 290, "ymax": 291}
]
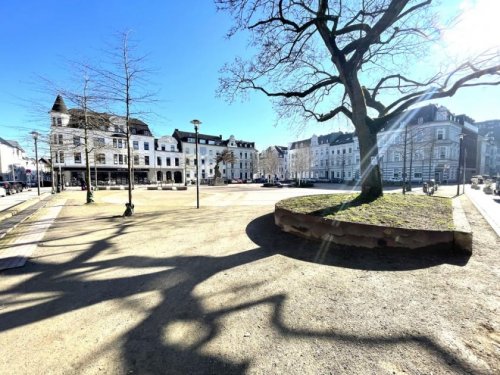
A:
[{"xmin": 0, "ymin": 186, "xmax": 498, "ymax": 375}]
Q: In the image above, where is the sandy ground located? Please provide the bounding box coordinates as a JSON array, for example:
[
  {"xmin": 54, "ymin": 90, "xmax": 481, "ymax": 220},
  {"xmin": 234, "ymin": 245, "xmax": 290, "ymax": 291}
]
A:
[{"xmin": 0, "ymin": 184, "xmax": 498, "ymax": 375}]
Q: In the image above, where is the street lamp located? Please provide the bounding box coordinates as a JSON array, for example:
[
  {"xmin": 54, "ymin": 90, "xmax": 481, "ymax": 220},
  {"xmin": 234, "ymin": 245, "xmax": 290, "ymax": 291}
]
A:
[
  {"xmin": 191, "ymin": 119, "xmax": 201, "ymax": 209},
  {"xmin": 31, "ymin": 131, "xmax": 40, "ymax": 196},
  {"xmin": 457, "ymin": 133, "xmax": 465, "ymax": 196}
]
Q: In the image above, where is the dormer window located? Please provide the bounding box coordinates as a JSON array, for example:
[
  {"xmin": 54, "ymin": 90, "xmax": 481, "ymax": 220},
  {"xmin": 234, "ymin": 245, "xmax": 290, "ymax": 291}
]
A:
[{"xmin": 56, "ymin": 118, "xmax": 62, "ymax": 126}]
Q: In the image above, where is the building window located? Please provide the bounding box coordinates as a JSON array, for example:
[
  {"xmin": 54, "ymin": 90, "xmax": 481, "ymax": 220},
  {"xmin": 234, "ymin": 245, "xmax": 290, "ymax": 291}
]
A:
[
  {"xmin": 171, "ymin": 145, "xmax": 175, "ymax": 151},
  {"xmin": 74, "ymin": 153, "xmax": 82, "ymax": 164},
  {"xmin": 439, "ymin": 146, "xmax": 446, "ymax": 159},
  {"xmin": 144, "ymin": 142, "xmax": 150, "ymax": 150},
  {"xmin": 200, "ymin": 139, "xmax": 206, "ymax": 144},
  {"xmin": 393, "ymin": 151, "xmax": 401, "ymax": 162},
  {"xmin": 166, "ymin": 158, "xmax": 171, "ymax": 166},
  {"xmin": 133, "ymin": 141, "xmax": 139, "ymax": 150},
  {"xmin": 161, "ymin": 145, "xmax": 166, "ymax": 151},
  {"xmin": 157, "ymin": 157, "xmax": 162, "ymax": 166},
  {"xmin": 145, "ymin": 156, "xmax": 150, "ymax": 165},
  {"xmin": 114, "ymin": 154, "xmax": 118, "ymax": 165},
  {"xmin": 94, "ymin": 137, "xmax": 105, "ymax": 147},
  {"xmin": 73, "ymin": 136, "xmax": 81, "ymax": 146},
  {"xmin": 187, "ymin": 138, "xmax": 195, "ymax": 143},
  {"xmin": 175, "ymin": 158, "xmax": 179, "ymax": 166},
  {"xmin": 58, "ymin": 134, "xmax": 63, "ymax": 145},
  {"xmin": 134, "ymin": 155, "xmax": 139, "ymax": 165},
  {"xmin": 56, "ymin": 118, "xmax": 62, "ymax": 126},
  {"xmin": 113, "ymin": 138, "xmax": 123, "ymax": 148},
  {"xmin": 97, "ymin": 154, "xmax": 106, "ymax": 164},
  {"xmin": 437, "ymin": 128, "xmax": 445, "ymax": 140}
]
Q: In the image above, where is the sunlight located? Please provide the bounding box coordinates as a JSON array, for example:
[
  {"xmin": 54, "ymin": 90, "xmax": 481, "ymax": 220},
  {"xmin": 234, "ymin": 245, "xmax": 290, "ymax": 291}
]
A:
[{"xmin": 442, "ymin": 0, "xmax": 500, "ymax": 59}]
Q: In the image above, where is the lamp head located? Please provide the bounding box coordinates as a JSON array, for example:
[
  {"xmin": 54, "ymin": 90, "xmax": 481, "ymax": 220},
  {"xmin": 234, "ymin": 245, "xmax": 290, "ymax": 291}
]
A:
[
  {"xmin": 31, "ymin": 131, "xmax": 40, "ymax": 140},
  {"xmin": 190, "ymin": 119, "xmax": 201, "ymax": 131}
]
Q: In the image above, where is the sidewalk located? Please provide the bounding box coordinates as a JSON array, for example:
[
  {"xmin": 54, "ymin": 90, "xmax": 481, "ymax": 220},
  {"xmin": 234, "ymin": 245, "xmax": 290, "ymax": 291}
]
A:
[{"xmin": 0, "ymin": 193, "xmax": 53, "ymax": 240}]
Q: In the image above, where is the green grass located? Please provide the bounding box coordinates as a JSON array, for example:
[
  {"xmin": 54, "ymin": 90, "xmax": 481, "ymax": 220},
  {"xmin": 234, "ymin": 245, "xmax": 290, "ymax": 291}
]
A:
[{"xmin": 276, "ymin": 193, "xmax": 454, "ymax": 231}]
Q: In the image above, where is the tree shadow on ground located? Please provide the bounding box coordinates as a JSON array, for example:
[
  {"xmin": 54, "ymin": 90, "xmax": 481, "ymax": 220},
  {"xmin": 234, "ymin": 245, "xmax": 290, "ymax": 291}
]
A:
[
  {"xmin": 246, "ymin": 213, "xmax": 470, "ymax": 271},
  {"xmin": 0, "ymin": 208, "xmax": 480, "ymax": 374}
]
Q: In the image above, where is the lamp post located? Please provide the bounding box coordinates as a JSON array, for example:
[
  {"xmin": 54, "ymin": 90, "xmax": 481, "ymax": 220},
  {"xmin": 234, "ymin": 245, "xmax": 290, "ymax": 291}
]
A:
[
  {"xmin": 31, "ymin": 131, "xmax": 40, "ymax": 196},
  {"xmin": 191, "ymin": 119, "xmax": 201, "ymax": 209},
  {"xmin": 457, "ymin": 133, "xmax": 464, "ymax": 196}
]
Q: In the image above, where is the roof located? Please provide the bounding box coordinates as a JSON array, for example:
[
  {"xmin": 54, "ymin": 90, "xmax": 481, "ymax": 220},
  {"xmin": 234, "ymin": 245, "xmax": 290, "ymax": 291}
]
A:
[
  {"xmin": 66, "ymin": 108, "xmax": 152, "ymax": 135},
  {"xmin": 330, "ymin": 133, "xmax": 354, "ymax": 146},
  {"xmin": 289, "ymin": 138, "xmax": 311, "ymax": 150},
  {"xmin": 318, "ymin": 131, "xmax": 343, "ymax": 145},
  {"xmin": 0, "ymin": 137, "xmax": 25, "ymax": 152},
  {"xmin": 51, "ymin": 95, "xmax": 69, "ymax": 114},
  {"xmin": 222, "ymin": 138, "xmax": 255, "ymax": 148},
  {"xmin": 172, "ymin": 129, "xmax": 223, "ymax": 144},
  {"xmin": 275, "ymin": 145, "xmax": 287, "ymax": 155}
]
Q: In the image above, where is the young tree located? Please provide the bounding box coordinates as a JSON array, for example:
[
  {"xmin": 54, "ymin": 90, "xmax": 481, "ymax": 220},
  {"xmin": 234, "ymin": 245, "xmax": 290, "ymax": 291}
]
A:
[
  {"xmin": 260, "ymin": 147, "xmax": 280, "ymax": 181},
  {"xmin": 217, "ymin": 0, "xmax": 500, "ymax": 201},
  {"xmin": 39, "ymin": 71, "xmax": 104, "ymax": 203},
  {"xmin": 291, "ymin": 146, "xmax": 312, "ymax": 184},
  {"xmin": 92, "ymin": 31, "xmax": 156, "ymax": 216}
]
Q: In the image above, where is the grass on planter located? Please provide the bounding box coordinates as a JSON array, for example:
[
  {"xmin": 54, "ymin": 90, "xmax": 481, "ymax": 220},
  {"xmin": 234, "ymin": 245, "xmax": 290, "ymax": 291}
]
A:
[{"xmin": 276, "ymin": 193, "xmax": 454, "ymax": 231}]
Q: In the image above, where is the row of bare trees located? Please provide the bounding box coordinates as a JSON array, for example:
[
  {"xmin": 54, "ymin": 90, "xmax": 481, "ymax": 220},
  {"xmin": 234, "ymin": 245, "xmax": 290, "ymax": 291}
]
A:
[{"xmin": 43, "ymin": 31, "xmax": 155, "ymax": 215}]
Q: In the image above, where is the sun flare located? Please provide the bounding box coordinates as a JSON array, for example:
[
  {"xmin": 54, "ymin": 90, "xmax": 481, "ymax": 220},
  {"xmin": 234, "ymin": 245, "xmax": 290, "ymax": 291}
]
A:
[{"xmin": 442, "ymin": 0, "xmax": 500, "ymax": 58}]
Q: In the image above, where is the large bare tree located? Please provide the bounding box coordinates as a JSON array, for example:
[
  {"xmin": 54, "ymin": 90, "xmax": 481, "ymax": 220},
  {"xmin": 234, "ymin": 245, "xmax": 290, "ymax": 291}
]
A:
[{"xmin": 217, "ymin": 0, "xmax": 500, "ymax": 200}]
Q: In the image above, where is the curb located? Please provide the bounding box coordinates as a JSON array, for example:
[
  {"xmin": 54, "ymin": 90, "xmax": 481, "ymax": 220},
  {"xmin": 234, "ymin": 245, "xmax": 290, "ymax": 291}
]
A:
[
  {"xmin": 0, "ymin": 194, "xmax": 53, "ymax": 240},
  {"xmin": 274, "ymin": 197, "xmax": 473, "ymax": 255}
]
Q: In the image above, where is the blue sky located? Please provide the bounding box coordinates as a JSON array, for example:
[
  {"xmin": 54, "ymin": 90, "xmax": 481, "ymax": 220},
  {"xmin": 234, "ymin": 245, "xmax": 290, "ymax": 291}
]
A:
[{"xmin": 1, "ymin": 0, "xmax": 499, "ymax": 157}]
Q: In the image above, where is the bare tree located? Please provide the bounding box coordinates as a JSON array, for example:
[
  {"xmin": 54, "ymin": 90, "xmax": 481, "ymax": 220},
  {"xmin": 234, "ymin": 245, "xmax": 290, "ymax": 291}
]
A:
[
  {"xmin": 91, "ymin": 31, "xmax": 157, "ymax": 216},
  {"xmin": 217, "ymin": 0, "xmax": 500, "ymax": 201},
  {"xmin": 38, "ymin": 69, "xmax": 106, "ymax": 203},
  {"xmin": 260, "ymin": 146, "xmax": 280, "ymax": 181},
  {"xmin": 291, "ymin": 146, "xmax": 312, "ymax": 184}
]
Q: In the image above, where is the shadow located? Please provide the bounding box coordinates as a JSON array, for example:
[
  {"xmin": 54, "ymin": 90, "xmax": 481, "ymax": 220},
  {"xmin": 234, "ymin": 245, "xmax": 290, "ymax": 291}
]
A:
[
  {"xmin": 246, "ymin": 213, "xmax": 470, "ymax": 271},
  {"xmin": 0, "ymin": 204, "xmax": 481, "ymax": 374}
]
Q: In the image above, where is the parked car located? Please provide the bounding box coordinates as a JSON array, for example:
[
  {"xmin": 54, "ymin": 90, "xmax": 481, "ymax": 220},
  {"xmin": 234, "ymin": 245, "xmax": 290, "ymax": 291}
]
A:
[
  {"xmin": 471, "ymin": 175, "xmax": 484, "ymax": 184},
  {"xmin": 0, "ymin": 186, "xmax": 6, "ymax": 197},
  {"xmin": 1, "ymin": 181, "xmax": 24, "ymax": 195}
]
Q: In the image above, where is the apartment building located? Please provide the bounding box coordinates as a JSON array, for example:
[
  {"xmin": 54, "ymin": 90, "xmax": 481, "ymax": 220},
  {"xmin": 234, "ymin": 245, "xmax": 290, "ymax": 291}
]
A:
[
  {"xmin": 283, "ymin": 104, "xmax": 482, "ymax": 184},
  {"xmin": 173, "ymin": 130, "xmax": 257, "ymax": 183}
]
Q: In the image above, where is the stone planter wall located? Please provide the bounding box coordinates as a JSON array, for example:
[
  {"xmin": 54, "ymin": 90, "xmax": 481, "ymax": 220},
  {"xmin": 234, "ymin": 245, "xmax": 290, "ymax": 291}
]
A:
[{"xmin": 274, "ymin": 197, "xmax": 472, "ymax": 255}]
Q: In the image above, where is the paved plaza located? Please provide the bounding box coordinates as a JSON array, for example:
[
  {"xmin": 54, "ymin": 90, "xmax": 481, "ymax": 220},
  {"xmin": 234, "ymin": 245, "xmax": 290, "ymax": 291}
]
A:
[{"xmin": 0, "ymin": 184, "xmax": 498, "ymax": 374}]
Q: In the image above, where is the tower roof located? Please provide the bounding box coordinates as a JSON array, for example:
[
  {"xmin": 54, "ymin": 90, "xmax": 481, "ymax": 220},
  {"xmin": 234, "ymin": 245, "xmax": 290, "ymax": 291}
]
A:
[{"xmin": 51, "ymin": 95, "xmax": 68, "ymax": 114}]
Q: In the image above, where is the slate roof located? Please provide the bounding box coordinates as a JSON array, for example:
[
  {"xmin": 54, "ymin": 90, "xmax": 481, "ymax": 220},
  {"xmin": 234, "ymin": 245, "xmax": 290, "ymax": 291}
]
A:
[
  {"xmin": 289, "ymin": 138, "xmax": 311, "ymax": 150},
  {"xmin": 330, "ymin": 133, "xmax": 354, "ymax": 146},
  {"xmin": 51, "ymin": 95, "xmax": 69, "ymax": 114},
  {"xmin": 65, "ymin": 108, "xmax": 152, "ymax": 135},
  {"xmin": 318, "ymin": 131, "xmax": 343, "ymax": 145},
  {"xmin": 275, "ymin": 146, "xmax": 288, "ymax": 156},
  {"xmin": 172, "ymin": 129, "xmax": 223, "ymax": 144}
]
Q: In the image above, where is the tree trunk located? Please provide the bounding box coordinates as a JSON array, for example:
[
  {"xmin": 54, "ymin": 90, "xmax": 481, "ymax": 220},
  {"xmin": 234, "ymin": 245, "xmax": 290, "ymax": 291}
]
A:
[
  {"xmin": 356, "ymin": 126, "xmax": 383, "ymax": 201},
  {"xmin": 342, "ymin": 71, "xmax": 383, "ymax": 201}
]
